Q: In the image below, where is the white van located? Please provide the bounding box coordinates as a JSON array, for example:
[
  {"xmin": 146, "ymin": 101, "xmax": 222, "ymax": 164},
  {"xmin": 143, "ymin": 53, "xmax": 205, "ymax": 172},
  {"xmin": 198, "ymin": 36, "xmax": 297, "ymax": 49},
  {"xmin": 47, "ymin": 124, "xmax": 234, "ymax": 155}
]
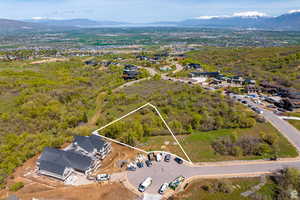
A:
[
  {"xmin": 156, "ymin": 153, "xmax": 163, "ymax": 162},
  {"xmin": 138, "ymin": 177, "xmax": 152, "ymax": 192}
]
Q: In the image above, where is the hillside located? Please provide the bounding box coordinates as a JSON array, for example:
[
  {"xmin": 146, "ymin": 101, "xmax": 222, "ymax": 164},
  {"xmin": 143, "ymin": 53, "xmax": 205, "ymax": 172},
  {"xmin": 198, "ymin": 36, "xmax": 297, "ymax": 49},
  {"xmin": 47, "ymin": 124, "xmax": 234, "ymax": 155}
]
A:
[
  {"xmin": 184, "ymin": 46, "xmax": 300, "ymax": 89},
  {"xmin": 26, "ymin": 18, "xmax": 128, "ymax": 28},
  {"xmin": 97, "ymin": 80, "xmax": 257, "ymax": 146},
  {"xmin": 0, "ymin": 19, "xmax": 48, "ymax": 32},
  {"xmin": 0, "ymin": 58, "xmax": 125, "ymax": 187}
]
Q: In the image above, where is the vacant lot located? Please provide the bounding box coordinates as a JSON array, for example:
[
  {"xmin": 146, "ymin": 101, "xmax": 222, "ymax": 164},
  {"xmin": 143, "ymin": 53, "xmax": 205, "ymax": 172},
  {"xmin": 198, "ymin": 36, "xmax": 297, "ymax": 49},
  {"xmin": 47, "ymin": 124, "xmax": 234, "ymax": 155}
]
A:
[
  {"xmin": 171, "ymin": 177, "xmax": 260, "ymax": 200},
  {"xmin": 96, "ymin": 80, "xmax": 257, "ymax": 155},
  {"xmin": 144, "ymin": 122, "xmax": 298, "ymax": 162}
]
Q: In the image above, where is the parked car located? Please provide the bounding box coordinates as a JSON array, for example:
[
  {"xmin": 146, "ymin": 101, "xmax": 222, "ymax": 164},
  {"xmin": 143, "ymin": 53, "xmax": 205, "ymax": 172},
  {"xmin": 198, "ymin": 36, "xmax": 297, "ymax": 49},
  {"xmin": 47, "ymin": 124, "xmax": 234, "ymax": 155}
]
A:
[
  {"xmin": 145, "ymin": 160, "xmax": 152, "ymax": 167},
  {"xmin": 156, "ymin": 153, "xmax": 163, "ymax": 162},
  {"xmin": 138, "ymin": 177, "xmax": 152, "ymax": 192},
  {"xmin": 137, "ymin": 162, "xmax": 144, "ymax": 168},
  {"xmin": 148, "ymin": 153, "xmax": 156, "ymax": 161},
  {"xmin": 158, "ymin": 183, "xmax": 169, "ymax": 194},
  {"xmin": 164, "ymin": 154, "xmax": 171, "ymax": 162},
  {"xmin": 96, "ymin": 174, "xmax": 110, "ymax": 182},
  {"xmin": 267, "ymin": 104, "xmax": 276, "ymax": 108},
  {"xmin": 241, "ymin": 100, "xmax": 247, "ymax": 104},
  {"xmin": 127, "ymin": 163, "xmax": 137, "ymax": 171},
  {"xmin": 274, "ymin": 110, "xmax": 282, "ymax": 115},
  {"xmin": 127, "ymin": 166, "xmax": 136, "ymax": 171},
  {"xmin": 169, "ymin": 176, "xmax": 185, "ymax": 190},
  {"xmin": 174, "ymin": 157, "xmax": 183, "ymax": 164},
  {"xmin": 278, "ymin": 108, "xmax": 287, "ymax": 112}
]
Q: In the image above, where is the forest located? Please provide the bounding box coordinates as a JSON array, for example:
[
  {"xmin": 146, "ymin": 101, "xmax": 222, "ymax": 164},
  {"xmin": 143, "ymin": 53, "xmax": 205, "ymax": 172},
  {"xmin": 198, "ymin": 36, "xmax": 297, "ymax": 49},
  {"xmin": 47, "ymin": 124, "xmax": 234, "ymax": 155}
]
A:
[{"xmin": 0, "ymin": 58, "xmax": 126, "ymax": 188}]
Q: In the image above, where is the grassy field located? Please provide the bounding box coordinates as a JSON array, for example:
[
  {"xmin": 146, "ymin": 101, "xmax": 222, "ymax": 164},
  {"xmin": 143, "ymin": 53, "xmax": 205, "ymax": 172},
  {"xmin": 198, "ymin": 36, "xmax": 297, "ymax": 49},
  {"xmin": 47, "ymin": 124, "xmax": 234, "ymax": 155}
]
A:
[
  {"xmin": 284, "ymin": 111, "xmax": 300, "ymax": 118},
  {"xmin": 288, "ymin": 120, "xmax": 300, "ymax": 131},
  {"xmin": 172, "ymin": 178, "xmax": 260, "ymax": 200},
  {"xmin": 143, "ymin": 122, "xmax": 298, "ymax": 162},
  {"xmin": 256, "ymin": 180, "xmax": 277, "ymax": 200}
]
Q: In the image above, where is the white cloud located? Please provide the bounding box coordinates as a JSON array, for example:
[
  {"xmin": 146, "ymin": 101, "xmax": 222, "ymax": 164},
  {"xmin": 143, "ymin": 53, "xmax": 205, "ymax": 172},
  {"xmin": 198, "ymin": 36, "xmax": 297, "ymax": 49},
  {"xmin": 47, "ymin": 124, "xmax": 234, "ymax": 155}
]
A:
[
  {"xmin": 232, "ymin": 11, "xmax": 268, "ymax": 17},
  {"xmin": 288, "ymin": 9, "xmax": 300, "ymax": 14}
]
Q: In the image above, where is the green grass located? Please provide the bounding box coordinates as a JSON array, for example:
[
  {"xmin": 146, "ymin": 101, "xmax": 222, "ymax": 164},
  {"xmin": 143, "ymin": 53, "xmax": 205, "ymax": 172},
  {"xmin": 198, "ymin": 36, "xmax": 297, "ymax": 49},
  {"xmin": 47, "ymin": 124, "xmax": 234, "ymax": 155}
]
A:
[
  {"xmin": 288, "ymin": 120, "xmax": 300, "ymax": 131},
  {"xmin": 256, "ymin": 181, "xmax": 277, "ymax": 200},
  {"xmin": 284, "ymin": 112, "xmax": 300, "ymax": 118},
  {"xmin": 143, "ymin": 122, "xmax": 298, "ymax": 162},
  {"xmin": 173, "ymin": 178, "xmax": 260, "ymax": 200}
]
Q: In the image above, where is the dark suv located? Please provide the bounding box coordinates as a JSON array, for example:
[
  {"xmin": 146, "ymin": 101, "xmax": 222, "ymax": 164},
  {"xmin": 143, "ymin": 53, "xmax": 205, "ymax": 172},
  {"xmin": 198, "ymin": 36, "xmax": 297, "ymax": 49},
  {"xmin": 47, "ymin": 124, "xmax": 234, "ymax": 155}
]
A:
[
  {"xmin": 164, "ymin": 154, "xmax": 171, "ymax": 162},
  {"xmin": 174, "ymin": 157, "xmax": 183, "ymax": 164}
]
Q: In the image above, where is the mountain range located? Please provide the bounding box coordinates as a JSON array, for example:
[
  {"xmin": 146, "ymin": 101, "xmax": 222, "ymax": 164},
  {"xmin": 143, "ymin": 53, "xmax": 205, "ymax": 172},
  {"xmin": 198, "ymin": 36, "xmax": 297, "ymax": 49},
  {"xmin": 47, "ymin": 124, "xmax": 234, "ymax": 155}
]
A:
[
  {"xmin": 178, "ymin": 11, "xmax": 300, "ymax": 30},
  {"xmin": 25, "ymin": 18, "xmax": 129, "ymax": 28},
  {"xmin": 0, "ymin": 11, "xmax": 300, "ymax": 32}
]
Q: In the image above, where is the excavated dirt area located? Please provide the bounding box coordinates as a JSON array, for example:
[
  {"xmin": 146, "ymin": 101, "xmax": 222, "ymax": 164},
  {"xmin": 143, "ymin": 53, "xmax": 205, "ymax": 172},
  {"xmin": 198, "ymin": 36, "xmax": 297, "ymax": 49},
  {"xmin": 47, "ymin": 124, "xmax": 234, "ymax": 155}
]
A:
[{"xmin": 0, "ymin": 143, "xmax": 142, "ymax": 200}]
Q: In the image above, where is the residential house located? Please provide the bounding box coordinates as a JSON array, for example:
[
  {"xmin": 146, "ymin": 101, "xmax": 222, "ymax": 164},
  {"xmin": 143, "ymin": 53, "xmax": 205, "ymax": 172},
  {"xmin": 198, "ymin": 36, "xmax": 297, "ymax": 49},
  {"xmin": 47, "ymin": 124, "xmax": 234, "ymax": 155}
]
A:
[
  {"xmin": 185, "ymin": 63, "xmax": 202, "ymax": 70},
  {"xmin": 245, "ymin": 85, "xmax": 260, "ymax": 93},
  {"xmin": 84, "ymin": 60, "xmax": 98, "ymax": 66},
  {"xmin": 136, "ymin": 55, "xmax": 149, "ymax": 61},
  {"xmin": 160, "ymin": 66, "xmax": 172, "ymax": 72},
  {"xmin": 72, "ymin": 134, "xmax": 112, "ymax": 160},
  {"xmin": 244, "ymin": 79, "xmax": 256, "ymax": 85},
  {"xmin": 123, "ymin": 71, "xmax": 139, "ymax": 80},
  {"xmin": 37, "ymin": 147, "xmax": 99, "ymax": 180},
  {"xmin": 189, "ymin": 71, "xmax": 220, "ymax": 78},
  {"xmin": 123, "ymin": 64, "xmax": 139, "ymax": 80},
  {"xmin": 37, "ymin": 134, "xmax": 111, "ymax": 180},
  {"xmin": 229, "ymin": 76, "xmax": 245, "ymax": 85}
]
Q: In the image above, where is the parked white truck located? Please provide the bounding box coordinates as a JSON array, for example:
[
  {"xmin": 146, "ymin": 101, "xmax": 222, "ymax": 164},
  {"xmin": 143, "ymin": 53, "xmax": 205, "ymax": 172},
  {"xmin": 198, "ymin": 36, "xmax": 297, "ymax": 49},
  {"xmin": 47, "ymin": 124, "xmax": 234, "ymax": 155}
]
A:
[{"xmin": 138, "ymin": 177, "xmax": 152, "ymax": 192}]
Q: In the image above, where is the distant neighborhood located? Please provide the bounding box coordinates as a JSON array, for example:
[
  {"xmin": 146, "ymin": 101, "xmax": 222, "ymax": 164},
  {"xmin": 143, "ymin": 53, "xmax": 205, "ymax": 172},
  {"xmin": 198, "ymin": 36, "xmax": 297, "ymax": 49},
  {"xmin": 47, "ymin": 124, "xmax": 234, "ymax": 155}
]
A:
[{"xmin": 187, "ymin": 63, "xmax": 300, "ymax": 112}]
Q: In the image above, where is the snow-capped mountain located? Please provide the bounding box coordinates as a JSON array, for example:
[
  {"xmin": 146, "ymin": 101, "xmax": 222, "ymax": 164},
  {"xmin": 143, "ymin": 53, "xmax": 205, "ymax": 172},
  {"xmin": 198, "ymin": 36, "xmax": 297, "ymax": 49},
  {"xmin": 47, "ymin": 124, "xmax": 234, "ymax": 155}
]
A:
[{"xmin": 177, "ymin": 10, "xmax": 300, "ymax": 30}]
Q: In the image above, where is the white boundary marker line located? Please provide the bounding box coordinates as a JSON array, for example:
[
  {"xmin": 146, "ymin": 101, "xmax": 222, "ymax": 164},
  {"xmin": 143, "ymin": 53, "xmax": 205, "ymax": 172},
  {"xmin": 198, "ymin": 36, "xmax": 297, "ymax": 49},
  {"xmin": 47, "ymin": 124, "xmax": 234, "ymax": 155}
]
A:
[
  {"xmin": 92, "ymin": 103, "xmax": 193, "ymax": 164},
  {"xmin": 148, "ymin": 103, "xmax": 192, "ymax": 163}
]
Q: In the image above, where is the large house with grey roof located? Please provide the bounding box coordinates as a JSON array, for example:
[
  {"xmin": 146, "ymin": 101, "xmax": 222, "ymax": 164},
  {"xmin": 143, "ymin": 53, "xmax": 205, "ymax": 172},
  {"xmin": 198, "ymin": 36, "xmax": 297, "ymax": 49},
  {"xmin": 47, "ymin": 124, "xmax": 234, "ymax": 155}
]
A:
[
  {"xmin": 37, "ymin": 134, "xmax": 111, "ymax": 181},
  {"xmin": 71, "ymin": 134, "xmax": 112, "ymax": 160}
]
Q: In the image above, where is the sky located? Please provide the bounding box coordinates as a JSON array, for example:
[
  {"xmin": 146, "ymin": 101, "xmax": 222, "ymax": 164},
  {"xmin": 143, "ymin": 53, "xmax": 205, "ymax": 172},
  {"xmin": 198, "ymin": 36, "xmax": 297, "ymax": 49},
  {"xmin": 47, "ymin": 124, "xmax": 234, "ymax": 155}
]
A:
[{"xmin": 1, "ymin": 0, "xmax": 300, "ymax": 23}]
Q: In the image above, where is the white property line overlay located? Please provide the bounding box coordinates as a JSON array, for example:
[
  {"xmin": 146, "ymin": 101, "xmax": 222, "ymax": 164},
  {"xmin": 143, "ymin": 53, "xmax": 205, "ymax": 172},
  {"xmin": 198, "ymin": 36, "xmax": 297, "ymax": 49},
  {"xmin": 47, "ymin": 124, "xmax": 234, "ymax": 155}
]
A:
[{"xmin": 93, "ymin": 103, "xmax": 193, "ymax": 164}]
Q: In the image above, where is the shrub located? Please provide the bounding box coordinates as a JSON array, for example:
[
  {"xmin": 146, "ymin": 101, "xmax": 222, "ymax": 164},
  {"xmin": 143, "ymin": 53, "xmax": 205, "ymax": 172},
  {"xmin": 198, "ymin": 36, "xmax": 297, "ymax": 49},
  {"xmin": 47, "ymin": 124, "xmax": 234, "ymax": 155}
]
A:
[
  {"xmin": 215, "ymin": 180, "xmax": 234, "ymax": 193},
  {"xmin": 9, "ymin": 182, "xmax": 24, "ymax": 192},
  {"xmin": 261, "ymin": 132, "xmax": 278, "ymax": 146}
]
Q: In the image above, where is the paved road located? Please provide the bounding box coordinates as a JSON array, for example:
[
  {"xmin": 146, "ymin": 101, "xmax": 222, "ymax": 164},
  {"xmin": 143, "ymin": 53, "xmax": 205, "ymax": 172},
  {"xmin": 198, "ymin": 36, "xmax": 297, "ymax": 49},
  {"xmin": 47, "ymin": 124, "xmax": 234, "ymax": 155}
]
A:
[
  {"xmin": 126, "ymin": 94, "xmax": 300, "ymax": 195},
  {"xmin": 236, "ymin": 95, "xmax": 300, "ymax": 151},
  {"xmin": 263, "ymin": 110, "xmax": 300, "ymax": 151},
  {"xmin": 128, "ymin": 156, "xmax": 300, "ymax": 194}
]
